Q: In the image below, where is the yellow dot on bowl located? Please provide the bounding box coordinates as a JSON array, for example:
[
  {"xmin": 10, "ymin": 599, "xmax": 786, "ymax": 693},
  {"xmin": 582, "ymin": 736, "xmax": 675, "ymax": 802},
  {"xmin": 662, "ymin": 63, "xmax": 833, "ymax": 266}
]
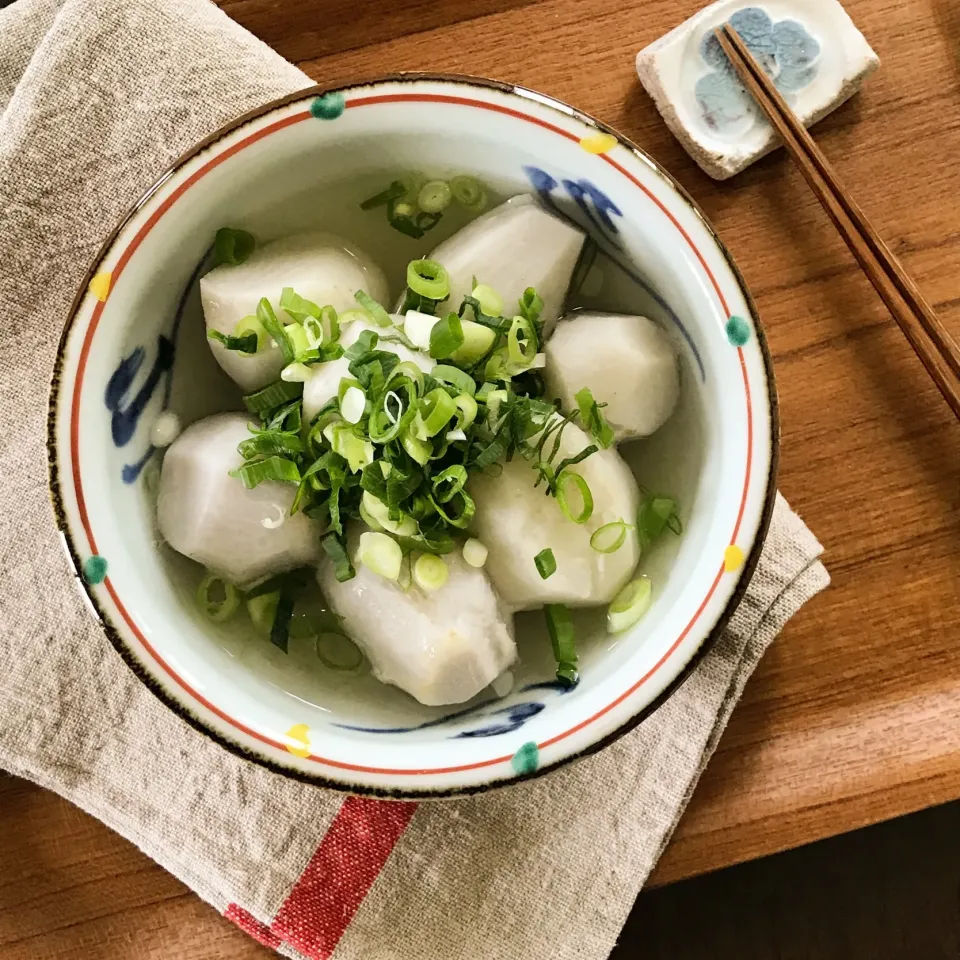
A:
[
  {"xmin": 724, "ymin": 544, "xmax": 745, "ymax": 573},
  {"xmin": 285, "ymin": 723, "xmax": 311, "ymax": 758},
  {"xmin": 88, "ymin": 271, "xmax": 111, "ymax": 302},
  {"xmin": 579, "ymin": 132, "xmax": 618, "ymax": 155}
]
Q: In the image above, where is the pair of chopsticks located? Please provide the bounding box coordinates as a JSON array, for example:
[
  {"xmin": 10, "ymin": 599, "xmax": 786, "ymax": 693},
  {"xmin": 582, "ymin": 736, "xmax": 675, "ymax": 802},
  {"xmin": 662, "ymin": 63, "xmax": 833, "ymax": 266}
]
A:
[{"xmin": 715, "ymin": 24, "xmax": 960, "ymax": 421}]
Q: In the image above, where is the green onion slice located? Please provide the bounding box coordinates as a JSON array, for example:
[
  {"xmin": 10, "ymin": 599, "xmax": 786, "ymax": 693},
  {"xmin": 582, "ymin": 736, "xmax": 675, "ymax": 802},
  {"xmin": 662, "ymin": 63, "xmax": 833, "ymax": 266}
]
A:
[
  {"xmin": 417, "ymin": 180, "xmax": 452, "ymax": 214},
  {"xmin": 417, "ymin": 388, "xmax": 457, "ymax": 437},
  {"xmin": 575, "ymin": 387, "xmax": 615, "ymax": 449},
  {"xmin": 401, "ymin": 425, "xmax": 432, "ymax": 465},
  {"xmin": 242, "ymin": 379, "xmax": 303, "ymax": 414},
  {"xmin": 207, "ymin": 329, "xmax": 259, "ymax": 354},
  {"xmin": 453, "ymin": 394, "xmax": 478, "ymax": 430},
  {"xmin": 431, "ymin": 364, "xmax": 476, "ymax": 396},
  {"xmin": 281, "ymin": 361, "xmax": 313, "ymax": 383},
  {"xmin": 284, "ymin": 322, "xmax": 311, "ymax": 358},
  {"xmin": 607, "ymin": 577, "xmax": 653, "ymax": 634},
  {"xmin": 545, "ymin": 603, "xmax": 578, "ymax": 686},
  {"xmin": 247, "ymin": 591, "xmax": 279, "ymax": 634},
  {"xmin": 450, "ymin": 175, "xmax": 487, "ymax": 211},
  {"xmin": 214, "ymin": 227, "xmax": 255, "ymax": 266},
  {"xmin": 230, "ymin": 455, "xmax": 301, "ymax": 489},
  {"xmin": 235, "ymin": 315, "xmax": 268, "ymax": 352},
  {"xmin": 471, "ymin": 283, "xmax": 503, "ymax": 317},
  {"xmin": 556, "ymin": 471, "xmax": 594, "ymax": 524},
  {"xmin": 413, "ymin": 553, "xmax": 449, "ymax": 592},
  {"xmin": 637, "ymin": 493, "xmax": 680, "ymax": 549},
  {"xmin": 407, "ymin": 259, "xmax": 450, "ymax": 301},
  {"xmin": 257, "ymin": 298, "xmax": 295, "ymax": 363},
  {"xmin": 462, "ymin": 538, "xmax": 488, "ymax": 567},
  {"xmin": 316, "ymin": 633, "xmax": 365, "ymax": 672},
  {"xmin": 590, "ymin": 520, "xmax": 632, "ymax": 554},
  {"xmin": 507, "ymin": 314, "xmax": 538, "ymax": 367},
  {"xmin": 355, "ymin": 289, "xmax": 392, "ymax": 327},
  {"xmin": 279, "ymin": 287, "xmax": 322, "ymax": 322},
  {"xmin": 238, "ymin": 431, "xmax": 303, "ymax": 459},
  {"xmin": 322, "ymin": 532, "xmax": 355, "ymax": 582},
  {"xmin": 358, "ymin": 531, "xmax": 403, "ymax": 581},
  {"xmin": 429, "ymin": 313, "xmax": 464, "ymax": 359},
  {"xmin": 196, "ymin": 575, "xmax": 240, "ymax": 621},
  {"xmin": 360, "ymin": 180, "xmax": 405, "ymax": 210},
  {"xmin": 534, "ymin": 548, "xmax": 557, "ymax": 579},
  {"xmin": 432, "ymin": 464, "xmax": 468, "ymax": 502}
]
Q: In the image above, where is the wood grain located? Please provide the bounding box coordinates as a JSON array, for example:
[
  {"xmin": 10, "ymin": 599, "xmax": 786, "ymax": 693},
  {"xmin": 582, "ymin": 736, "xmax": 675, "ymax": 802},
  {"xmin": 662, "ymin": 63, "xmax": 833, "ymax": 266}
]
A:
[{"xmin": 5, "ymin": 0, "xmax": 960, "ymax": 954}]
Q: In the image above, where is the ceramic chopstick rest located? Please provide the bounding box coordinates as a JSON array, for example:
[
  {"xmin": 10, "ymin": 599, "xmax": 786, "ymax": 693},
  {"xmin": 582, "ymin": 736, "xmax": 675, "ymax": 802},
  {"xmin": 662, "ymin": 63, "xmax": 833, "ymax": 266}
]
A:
[{"xmin": 635, "ymin": 1, "xmax": 880, "ymax": 180}]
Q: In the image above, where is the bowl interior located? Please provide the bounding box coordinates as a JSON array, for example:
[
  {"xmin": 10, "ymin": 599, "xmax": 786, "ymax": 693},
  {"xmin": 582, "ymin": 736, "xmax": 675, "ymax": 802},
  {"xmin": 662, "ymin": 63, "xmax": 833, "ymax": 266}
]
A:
[{"xmin": 52, "ymin": 78, "xmax": 774, "ymax": 795}]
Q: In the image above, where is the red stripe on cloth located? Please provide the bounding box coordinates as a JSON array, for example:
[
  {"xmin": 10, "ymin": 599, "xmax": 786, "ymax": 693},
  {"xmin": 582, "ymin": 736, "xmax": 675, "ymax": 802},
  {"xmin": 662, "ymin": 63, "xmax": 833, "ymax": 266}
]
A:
[
  {"xmin": 225, "ymin": 903, "xmax": 282, "ymax": 949},
  {"xmin": 270, "ymin": 797, "xmax": 418, "ymax": 959}
]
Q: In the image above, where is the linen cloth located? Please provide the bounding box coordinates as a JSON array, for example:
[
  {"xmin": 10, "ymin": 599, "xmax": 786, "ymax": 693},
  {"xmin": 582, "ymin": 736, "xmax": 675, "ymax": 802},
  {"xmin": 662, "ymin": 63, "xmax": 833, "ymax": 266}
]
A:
[{"xmin": 0, "ymin": 0, "xmax": 830, "ymax": 956}]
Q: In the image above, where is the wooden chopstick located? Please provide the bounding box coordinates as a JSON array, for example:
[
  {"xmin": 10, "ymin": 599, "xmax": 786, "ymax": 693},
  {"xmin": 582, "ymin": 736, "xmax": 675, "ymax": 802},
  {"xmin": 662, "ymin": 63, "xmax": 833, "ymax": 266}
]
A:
[{"xmin": 715, "ymin": 24, "xmax": 960, "ymax": 421}]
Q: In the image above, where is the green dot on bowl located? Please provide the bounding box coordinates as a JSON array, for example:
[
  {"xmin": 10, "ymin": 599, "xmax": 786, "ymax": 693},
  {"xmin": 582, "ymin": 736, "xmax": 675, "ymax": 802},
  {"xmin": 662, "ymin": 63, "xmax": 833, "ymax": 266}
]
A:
[
  {"xmin": 82, "ymin": 555, "xmax": 108, "ymax": 584},
  {"xmin": 725, "ymin": 315, "xmax": 751, "ymax": 347},
  {"xmin": 511, "ymin": 741, "xmax": 539, "ymax": 775},
  {"xmin": 310, "ymin": 93, "xmax": 346, "ymax": 120}
]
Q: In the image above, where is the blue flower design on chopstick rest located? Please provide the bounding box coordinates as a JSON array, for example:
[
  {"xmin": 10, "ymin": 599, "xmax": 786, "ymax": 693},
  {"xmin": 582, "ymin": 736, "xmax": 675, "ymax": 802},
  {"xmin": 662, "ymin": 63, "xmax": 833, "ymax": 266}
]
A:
[
  {"xmin": 696, "ymin": 7, "xmax": 820, "ymax": 135},
  {"xmin": 334, "ymin": 680, "xmax": 573, "ymax": 738}
]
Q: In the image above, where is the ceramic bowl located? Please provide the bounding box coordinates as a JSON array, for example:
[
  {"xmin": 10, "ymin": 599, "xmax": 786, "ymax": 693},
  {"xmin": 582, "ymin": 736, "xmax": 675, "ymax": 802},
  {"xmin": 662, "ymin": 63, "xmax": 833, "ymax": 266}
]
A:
[{"xmin": 48, "ymin": 75, "xmax": 777, "ymax": 798}]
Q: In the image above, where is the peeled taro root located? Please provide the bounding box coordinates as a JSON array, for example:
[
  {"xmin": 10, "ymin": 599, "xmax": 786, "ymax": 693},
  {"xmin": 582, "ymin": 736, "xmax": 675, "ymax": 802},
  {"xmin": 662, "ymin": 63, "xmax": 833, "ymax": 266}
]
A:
[
  {"xmin": 545, "ymin": 312, "xmax": 679, "ymax": 442},
  {"xmin": 302, "ymin": 316, "xmax": 433, "ymax": 425},
  {"xmin": 422, "ymin": 195, "xmax": 585, "ymax": 337},
  {"xmin": 157, "ymin": 413, "xmax": 319, "ymax": 588},
  {"xmin": 200, "ymin": 231, "xmax": 388, "ymax": 393},
  {"xmin": 469, "ymin": 419, "xmax": 640, "ymax": 611},
  {"xmin": 317, "ymin": 525, "xmax": 517, "ymax": 706}
]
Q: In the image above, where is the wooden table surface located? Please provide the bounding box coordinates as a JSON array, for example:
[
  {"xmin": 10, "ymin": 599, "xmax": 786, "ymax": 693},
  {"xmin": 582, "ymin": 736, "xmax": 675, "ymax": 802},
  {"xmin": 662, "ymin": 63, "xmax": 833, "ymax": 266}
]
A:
[{"xmin": 4, "ymin": 0, "xmax": 960, "ymax": 956}]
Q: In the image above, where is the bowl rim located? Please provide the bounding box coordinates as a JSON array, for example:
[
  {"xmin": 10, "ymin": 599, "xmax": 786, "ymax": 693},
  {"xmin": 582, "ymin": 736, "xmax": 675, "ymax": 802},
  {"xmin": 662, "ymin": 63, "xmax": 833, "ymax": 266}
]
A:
[{"xmin": 47, "ymin": 72, "xmax": 780, "ymax": 800}]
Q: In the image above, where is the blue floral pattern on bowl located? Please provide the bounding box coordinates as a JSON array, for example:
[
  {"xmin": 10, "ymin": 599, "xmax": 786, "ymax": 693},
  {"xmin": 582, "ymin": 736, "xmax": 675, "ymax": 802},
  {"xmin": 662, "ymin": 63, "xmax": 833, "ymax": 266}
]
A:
[{"xmin": 696, "ymin": 7, "xmax": 820, "ymax": 135}]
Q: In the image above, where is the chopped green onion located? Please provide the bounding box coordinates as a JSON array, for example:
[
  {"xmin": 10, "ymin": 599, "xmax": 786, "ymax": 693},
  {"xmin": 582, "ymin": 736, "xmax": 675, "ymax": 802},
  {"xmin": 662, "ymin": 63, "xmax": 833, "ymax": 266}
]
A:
[
  {"xmin": 303, "ymin": 316, "xmax": 324, "ymax": 348},
  {"xmin": 407, "ymin": 259, "xmax": 450, "ymax": 301},
  {"xmin": 607, "ymin": 577, "xmax": 653, "ymax": 634},
  {"xmin": 462, "ymin": 538, "xmax": 488, "ymax": 568},
  {"xmin": 361, "ymin": 491, "xmax": 418, "ymax": 536},
  {"xmin": 413, "ymin": 553, "xmax": 449, "ymax": 592},
  {"xmin": 575, "ymin": 387, "xmax": 615, "ymax": 449},
  {"xmin": 338, "ymin": 308, "xmax": 369, "ymax": 326},
  {"xmin": 325, "ymin": 423, "xmax": 374, "ymax": 472},
  {"xmin": 545, "ymin": 603, "xmax": 578, "ymax": 686},
  {"xmin": 429, "ymin": 313, "xmax": 464, "ymax": 359},
  {"xmin": 279, "ymin": 287, "xmax": 321, "ymax": 322},
  {"xmin": 431, "ymin": 364, "xmax": 476, "ymax": 396},
  {"xmin": 556, "ymin": 470, "xmax": 593, "ymax": 524},
  {"xmin": 453, "ymin": 394, "xmax": 478, "ymax": 430},
  {"xmin": 360, "ymin": 180, "xmax": 405, "ymax": 210},
  {"xmin": 450, "ymin": 319, "xmax": 496, "ymax": 365},
  {"xmin": 247, "ymin": 591, "xmax": 279, "ymax": 634},
  {"xmin": 471, "ymin": 283, "xmax": 503, "ymax": 317},
  {"xmin": 637, "ymin": 493, "xmax": 680, "ymax": 550},
  {"xmin": 590, "ymin": 520, "xmax": 632, "ymax": 554},
  {"xmin": 418, "ymin": 179, "xmax": 452, "ymax": 213},
  {"xmin": 242, "ymin": 379, "xmax": 303, "ymax": 414},
  {"xmin": 428, "ymin": 489, "xmax": 475, "ymax": 529},
  {"xmin": 450, "ymin": 175, "xmax": 487, "ymax": 211},
  {"xmin": 518, "ymin": 287, "xmax": 544, "ymax": 325},
  {"xmin": 237, "ymin": 431, "xmax": 303, "ymax": 459},
  {"xmin": 214, "ymin": 227, "xmax": 255, "ymax": 266},
  {"xmin": 401, "ymin": 425, "xmax": 432, "ymax": 464},
  {"xmin": 507, "ymin": 314, "xmax": 538, "ymax": 367},
  {"xmin": 270, "ymin": 586, "xmax": 296, "ymax": 652},
  {"xmin": 281, "ymin": 361, "xmax": 313, "ymax": 383},
  {"xmin": 234, "ymin": 315, "xmax": 268, "ymax": 352},
  {"xmin": 322, "ymin": 532, "xmax": 355, "ymax": 582},
  {"xmin": 317, "ymin": 633, "xmax": 364, "ymax": 671},
  {"xmin": 230, "ymin": 455, "xmax": 301, "ymax": 489},
  {"xmin": 340, "ymin": 385, "xmax": 366, "ymax": 424},
  {"xmin": 355, "ymin": 289, "xmax": 392, "ymax": 327},
  {"xmin": 207, "ymin": 329, "xmax": 259, "ymax": 354},
  {"xmin": 257, "ymin": 298, "xmax": 295, "ymax": 363},
  {"xmin": 196, "ymin": 575, "xmax": 240, "ymax": 621},
  {"xmin": 358, "ymin": 531, "xmax": 403, "ymax": 580},
  {"xmin": 417, "ymin": 388, "xmax": 457, "ymax": 437},
  {"xmin": 284, "ymin": 323, "xmax": 311, "ymax": 358},
  {"xmin": 534, "ymin": 548, "xmax": 557, "ymax": 580},
  {"xmin": 432, "ymin": 464, "xmax": 468, "ymax": 502}
]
